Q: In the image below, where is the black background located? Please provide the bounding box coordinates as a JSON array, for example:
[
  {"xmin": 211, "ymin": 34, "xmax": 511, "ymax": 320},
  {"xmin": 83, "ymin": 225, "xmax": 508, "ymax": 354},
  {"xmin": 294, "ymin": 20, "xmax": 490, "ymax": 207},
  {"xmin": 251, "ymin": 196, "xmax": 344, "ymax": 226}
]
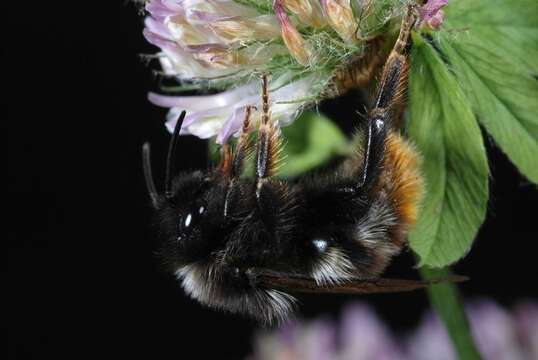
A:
[{"xmin": 7, "ymin": 2, "xmax": 537, "ymax": 359}]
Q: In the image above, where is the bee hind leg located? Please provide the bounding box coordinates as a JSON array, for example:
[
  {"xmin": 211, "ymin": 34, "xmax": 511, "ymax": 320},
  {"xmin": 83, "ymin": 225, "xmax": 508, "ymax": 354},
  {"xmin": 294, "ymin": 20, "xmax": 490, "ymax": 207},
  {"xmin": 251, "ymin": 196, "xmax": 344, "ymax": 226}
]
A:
[
  {"xmin": 358, "ymin": 6, "xmax": 417, "ymax": 192},
  {"xmin": 371, "ymin": 5, "xmax": 416, "ymax": 114}
]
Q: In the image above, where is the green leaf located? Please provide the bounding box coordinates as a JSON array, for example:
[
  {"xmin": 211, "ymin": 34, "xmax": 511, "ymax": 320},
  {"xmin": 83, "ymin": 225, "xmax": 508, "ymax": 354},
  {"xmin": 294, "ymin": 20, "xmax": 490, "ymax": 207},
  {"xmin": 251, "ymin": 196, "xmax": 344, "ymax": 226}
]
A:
[
  {"xmin": 278, "ymin": 111, "xmax": 350, "ymax": 178},
  {"xmin": 444, "ymin": 0, "xmax": 538, "ymax": 74},
  {"xmin": 420, "ymin": 267, "xmax": 481, "ymax": 359},
  {"xmin": 439, "ymin": 0, "xmax": 538, "ymax": 183},
  {"xmin": 407, "ymin": 34, "xmax": 489, "ymax": 268}
]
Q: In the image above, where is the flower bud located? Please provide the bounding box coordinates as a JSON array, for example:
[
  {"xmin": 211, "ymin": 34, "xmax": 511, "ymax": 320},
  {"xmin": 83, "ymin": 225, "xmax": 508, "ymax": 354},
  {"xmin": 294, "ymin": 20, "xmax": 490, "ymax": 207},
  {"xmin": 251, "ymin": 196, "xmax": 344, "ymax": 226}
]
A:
[
  {"xmin": 320, "ymin": 0, "xmax": 357, "ymax": 43},
  {"xmin": 273, "ymin": 0, "xmax": 311, "ymax": 66},
  {"xmin": 282, "ymin": 0, "xmax": 325, "ymax": 27}
]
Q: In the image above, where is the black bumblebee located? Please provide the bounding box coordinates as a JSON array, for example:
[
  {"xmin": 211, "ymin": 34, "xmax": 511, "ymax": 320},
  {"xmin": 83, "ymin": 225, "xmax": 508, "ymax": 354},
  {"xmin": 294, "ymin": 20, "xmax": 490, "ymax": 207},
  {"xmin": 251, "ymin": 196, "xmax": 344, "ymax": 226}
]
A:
[{"xmin": 143, "ymin": 8, "xmax": 453, "ymax": 324}]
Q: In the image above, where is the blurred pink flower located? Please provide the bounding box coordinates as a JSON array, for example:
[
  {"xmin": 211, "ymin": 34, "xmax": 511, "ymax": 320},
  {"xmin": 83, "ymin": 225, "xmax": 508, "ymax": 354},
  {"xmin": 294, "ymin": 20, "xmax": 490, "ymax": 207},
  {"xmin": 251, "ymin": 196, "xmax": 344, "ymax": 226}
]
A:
[{"xmin": 250, "ymin": 299, "xmax": 538, "ymax": 360}]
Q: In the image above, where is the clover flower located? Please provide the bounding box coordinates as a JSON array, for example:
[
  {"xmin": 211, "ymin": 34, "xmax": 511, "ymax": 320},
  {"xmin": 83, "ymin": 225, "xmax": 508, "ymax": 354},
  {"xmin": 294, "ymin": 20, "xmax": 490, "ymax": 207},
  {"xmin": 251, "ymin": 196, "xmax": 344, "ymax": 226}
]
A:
[
  {"xmin": 142, "ymin": 0, "xmax": 442, "ymax": 143},
  {"xmin": 250, "ymin": 299, "xmax": 538, "ymax": 360}
]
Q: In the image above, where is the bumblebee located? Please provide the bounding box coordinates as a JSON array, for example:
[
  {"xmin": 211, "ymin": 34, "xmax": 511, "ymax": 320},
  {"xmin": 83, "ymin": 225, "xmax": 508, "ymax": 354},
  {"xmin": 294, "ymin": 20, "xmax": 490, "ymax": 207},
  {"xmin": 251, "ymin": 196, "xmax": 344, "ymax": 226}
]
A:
[{"xmin": 143, "ymin": 8, "xmax": 431, "ymax": 324}]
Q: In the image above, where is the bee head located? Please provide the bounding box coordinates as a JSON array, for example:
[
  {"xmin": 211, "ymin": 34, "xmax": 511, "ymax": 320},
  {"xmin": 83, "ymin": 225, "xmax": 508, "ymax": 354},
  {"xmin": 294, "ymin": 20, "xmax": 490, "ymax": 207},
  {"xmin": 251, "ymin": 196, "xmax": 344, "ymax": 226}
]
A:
[
  {"xmin": 157, "ymin": 171, "xmax": 226, "ymax": 266},
  {"xmin": 142, "ymin": 111, "xmax": 226, "ymax": 268}
]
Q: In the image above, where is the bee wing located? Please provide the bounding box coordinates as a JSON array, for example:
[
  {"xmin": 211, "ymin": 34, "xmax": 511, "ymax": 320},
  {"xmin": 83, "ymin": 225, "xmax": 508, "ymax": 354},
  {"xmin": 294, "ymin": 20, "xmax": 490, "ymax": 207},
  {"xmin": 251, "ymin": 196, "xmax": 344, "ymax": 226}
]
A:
[{"xmin": 247, "ymin": 269, "xmax": 468, "ymax": 295}]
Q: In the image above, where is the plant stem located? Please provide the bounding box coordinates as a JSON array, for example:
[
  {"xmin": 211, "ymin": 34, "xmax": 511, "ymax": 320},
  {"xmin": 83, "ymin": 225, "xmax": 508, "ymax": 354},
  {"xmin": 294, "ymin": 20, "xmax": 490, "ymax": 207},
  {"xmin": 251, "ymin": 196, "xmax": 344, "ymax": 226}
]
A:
[{"xmin": 420, "ymin": 267, "xmax": 482, "ymax": 360}]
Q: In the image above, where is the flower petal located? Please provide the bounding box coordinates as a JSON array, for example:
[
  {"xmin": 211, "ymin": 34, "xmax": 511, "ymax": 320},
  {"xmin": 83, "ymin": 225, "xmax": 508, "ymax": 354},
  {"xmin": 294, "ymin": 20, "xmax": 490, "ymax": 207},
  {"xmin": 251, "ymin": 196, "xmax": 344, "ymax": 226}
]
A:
[
  {"xmin": 144, "ymin": 16, "xmax": 173, "ymax": 40},
  {"xmin": 148, "ymin": 82, "xmax": 258, "ymax": 111},
  {"xmin": 216, "ymin": 106, "xmax": 248, "ymax": 144},
  {"xmin": 418, "ymin": 0, "xmax": 448, "ymax": 22},
  {"xmin": 146, "ymin": 0, "xmax": 185, "ymax": 20},
  {"xmin": 165, "ymin": 107, "xmax": 230, "ymax": 135}
]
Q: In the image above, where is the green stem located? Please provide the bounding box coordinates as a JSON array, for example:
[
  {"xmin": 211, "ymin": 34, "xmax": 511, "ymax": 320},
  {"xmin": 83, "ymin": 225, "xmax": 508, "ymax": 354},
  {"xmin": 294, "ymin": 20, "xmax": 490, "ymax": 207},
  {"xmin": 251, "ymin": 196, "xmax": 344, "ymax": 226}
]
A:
[{"xmin": 420, "ymin": 267, "xmax": 482, "ymax": 360}]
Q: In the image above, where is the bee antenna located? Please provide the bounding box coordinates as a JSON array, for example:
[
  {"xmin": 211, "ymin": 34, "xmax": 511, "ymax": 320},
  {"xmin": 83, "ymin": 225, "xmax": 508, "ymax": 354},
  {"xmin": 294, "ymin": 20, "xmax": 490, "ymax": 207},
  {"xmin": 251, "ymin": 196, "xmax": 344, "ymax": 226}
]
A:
[
  {"xmin": 142, "ymin": 143, "xmax": 159, "ymax": 208},
  {"xmin": 165, "ymin": 110, "xmax": 187, "ymax": 200}
]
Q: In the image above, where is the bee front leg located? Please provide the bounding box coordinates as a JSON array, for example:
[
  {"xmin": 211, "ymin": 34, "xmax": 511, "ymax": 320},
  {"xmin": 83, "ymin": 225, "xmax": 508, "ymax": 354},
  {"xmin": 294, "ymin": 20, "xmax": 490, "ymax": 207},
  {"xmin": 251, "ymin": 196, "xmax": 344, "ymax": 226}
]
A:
[
  {"xmin": 223, "ymin": 106, "xmax": 254, "ymax": 218},
  {"xmin": 231, "ymin": 105, "xmax": 254, "ymax": 178},
  {"xmin": 255, "ymin": 74, "xmax": 282, "ymax": 183},
  {"xmin": 218, "ymin": 143, "xmax": 233, "ymax": 176},
  {"xmin": 254, "ymin": 74, "xmax": 286, "ymax": 230}
]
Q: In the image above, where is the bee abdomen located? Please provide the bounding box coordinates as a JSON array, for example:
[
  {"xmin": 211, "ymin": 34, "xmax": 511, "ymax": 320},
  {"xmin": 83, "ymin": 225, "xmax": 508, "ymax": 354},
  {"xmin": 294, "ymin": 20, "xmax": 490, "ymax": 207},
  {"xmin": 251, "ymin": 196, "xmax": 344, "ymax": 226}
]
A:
[{"xmin": 381, "ymin": 132, "xmax": 423, "ymax": 238}]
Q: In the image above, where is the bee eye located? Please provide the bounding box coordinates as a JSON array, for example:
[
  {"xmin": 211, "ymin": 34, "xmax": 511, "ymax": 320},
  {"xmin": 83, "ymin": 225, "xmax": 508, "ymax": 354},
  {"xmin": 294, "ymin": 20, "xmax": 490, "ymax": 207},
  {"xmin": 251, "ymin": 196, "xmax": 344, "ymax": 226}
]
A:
[
  {"xmin": 178, "ymin": 213, "xmax": 193, "ymax": 233},
  {"xmin": 184, "ymin": 213, "xmax": 193, "ymax": 228},
  {"xmin": 178, "ymin": 203, "xmax": 206, "ymax": 234}
]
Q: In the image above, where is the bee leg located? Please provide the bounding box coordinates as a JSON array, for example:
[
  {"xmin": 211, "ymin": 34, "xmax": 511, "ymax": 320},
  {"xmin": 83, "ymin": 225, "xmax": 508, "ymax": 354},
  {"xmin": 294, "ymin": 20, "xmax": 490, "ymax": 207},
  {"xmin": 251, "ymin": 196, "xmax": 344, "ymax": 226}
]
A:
[
  {"xmin": 218, "ymin": 143, "xmax": 233, "ymax": 176},
  {"xmin": 324, "ymin": 36, "xmax": 384, "ymax": 98},
  {"xmin": 231, "ymin": 105, "xmax": 254, "ymax": 178},
  {"xmin": 254, "ymin": 74, "xmax": 285, "ymax": 230},
  {"xmin": 359, "ymin": 6, "xmax": 417, "ymax": 191},
  {"xmin": 220, "ymin": 105, "xmax": 254, "ymax": 179},
  {"xmin": 373, "ymin": 5, "xmax": 415, "ymax": 111},
  {"xmin": 358, "ymin": 111, "xmax": 388, "ymax": 191},
  {"xmin": 255, "ymin": 74, "xmax": 282, "ymax": 184},
  {"xmin": 223, "ymin": 106, "xmax": 254, "ymax": 218}
]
